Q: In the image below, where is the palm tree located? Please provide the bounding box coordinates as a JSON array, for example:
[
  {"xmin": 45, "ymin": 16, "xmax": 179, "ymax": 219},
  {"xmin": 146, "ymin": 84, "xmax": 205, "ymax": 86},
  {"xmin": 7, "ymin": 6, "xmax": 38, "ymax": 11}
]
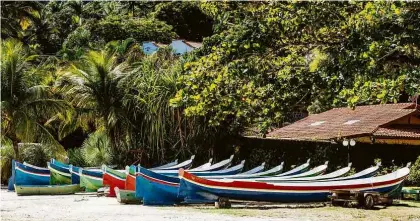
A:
[
  {"xmin": 119, "ymin": 49, "xmax": 215, "ymax": 162},
  {"xmin": 1, "ymin": 38, "xmax": 68, "ymax": 158},
  {"xmin": 57, "ymin": 50, "xmax": 127, "ymax": 152}
]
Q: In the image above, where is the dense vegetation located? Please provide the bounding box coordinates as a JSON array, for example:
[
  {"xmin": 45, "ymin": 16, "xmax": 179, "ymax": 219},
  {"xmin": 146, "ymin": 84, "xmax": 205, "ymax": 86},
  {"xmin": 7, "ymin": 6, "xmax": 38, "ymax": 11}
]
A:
[{"xmin": 1, "ymin": 1, "xmax": 419, "ymax": 184}]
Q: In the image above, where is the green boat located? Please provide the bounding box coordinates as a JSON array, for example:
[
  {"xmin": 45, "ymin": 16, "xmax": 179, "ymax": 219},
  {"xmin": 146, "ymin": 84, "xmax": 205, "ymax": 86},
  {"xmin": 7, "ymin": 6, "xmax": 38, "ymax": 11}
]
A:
[
  {"xmin": 115, "ymin": 187, "xmax": 141, "ymax": 204},
  {"xmin": 15, "ymin": 184, "xmax": 80, "ymax": 196},
  {"xmin": 48, "ymin": 162, "xmax": 72, "ymax": 185},
  {"xmin": 79, "ymin": 169, "xmax": 103, "ymax": 192}
]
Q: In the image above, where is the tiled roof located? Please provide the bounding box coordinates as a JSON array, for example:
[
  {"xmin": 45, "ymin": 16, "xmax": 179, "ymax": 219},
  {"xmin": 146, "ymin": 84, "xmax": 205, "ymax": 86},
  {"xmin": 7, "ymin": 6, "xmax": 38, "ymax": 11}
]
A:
[
  {"xmin": 266, "ymin": 103, "xmax": 419, "ymax": 141},
  {"xmin": 374, "ymin": 126, "xmax": 420, "ymax": 139}
]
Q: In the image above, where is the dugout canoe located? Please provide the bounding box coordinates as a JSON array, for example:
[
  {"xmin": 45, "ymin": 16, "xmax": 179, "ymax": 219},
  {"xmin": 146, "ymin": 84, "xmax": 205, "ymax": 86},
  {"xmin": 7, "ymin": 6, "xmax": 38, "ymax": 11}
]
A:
[
  {"xmin": 79, "ymin": 169, "xmax": 103, "ymax": 192},
  {"xmin": 150, "ymin": 159, "xmax": 179, "ymax": 170},
  {"xmin": 152, "ymin": 155, "xmax": 195, "ymax": 171},
  {"xmin": 15, "ymin": 184, "xmax": 80, "ymax": 196},
  {"xmin": 14, "ymin": 161, "xmax": 50, "ymax": 186},
  {"xmin": 329, "ymin": 162, "xmax": 381, "ymax": 181},
  {"xmin": 115, "ymin": 187, "xmax": 141, "ymax": 204},
  {"xmin": 8, "ymin": 160, "xmax": 16, "ymax": 191},
  {"xmin": 274, "ymin": 159, "xmax": 311, "ymax": 177},
  {"xmin": 69, "ymin": 165, "xmax": 81, "ymax": 184},
  {"xmin": 153, "ymin": 155, "xmax": 235, "ymax": 177},
  {"xmin": 256, "ymin": 162, "xmax": 351, "ymax": 182},
  {"xmin": 178, "ymin": 166, "xmax": 410, "ymax": 203},
  {"xmin": 48, "ymin": 162, "xmax": 71, "ymax": 185},
  {"xmin": 102, "ymin": 165, "xmax": 126, "ymax": 197},
  {"xmin": 125, "ymin": 165, "xmax": 137, "ymax": 191},
  {"xmin": 50, "ymin": 159, "xmax": 70, "ymax": 169},
  {"xmin": 192, "ymin": 158, "xmax": 213, "ymax": 170},
  {"xmin": 254, "ymin": 161, "xmax": 329, "ymax": 181}
]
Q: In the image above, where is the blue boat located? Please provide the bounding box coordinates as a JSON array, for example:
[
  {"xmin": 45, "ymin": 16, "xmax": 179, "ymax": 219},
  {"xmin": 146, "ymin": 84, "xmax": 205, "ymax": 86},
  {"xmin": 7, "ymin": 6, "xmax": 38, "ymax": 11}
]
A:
[
  {"xmin": 14, "ymin": 161, "xmax": 50, "ymax": 186},
  {"xmin": 8, "ymin": 160, "xmax": 16, "ymax": 191},
  {"xmin": 136, "ymin": 161, "xmax": 265, "ymax": 205},
  {"xmin": 178, "ymin": 166, "xmax": 410, "ymax": 203},
  {"xmin": 69, "ymin": 165, "xmax": 81, "ymax": 184},
  {"xmin": 137, "ymin": 166, "xmax": 182, "ymax": 205}
]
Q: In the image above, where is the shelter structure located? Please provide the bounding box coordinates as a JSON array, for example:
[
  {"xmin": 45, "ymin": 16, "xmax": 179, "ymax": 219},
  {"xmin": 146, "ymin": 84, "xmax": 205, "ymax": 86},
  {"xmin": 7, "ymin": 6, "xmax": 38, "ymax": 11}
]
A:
[{"xmin": 262, "ymin": 103, "xmax": 420, "ymax": 145}]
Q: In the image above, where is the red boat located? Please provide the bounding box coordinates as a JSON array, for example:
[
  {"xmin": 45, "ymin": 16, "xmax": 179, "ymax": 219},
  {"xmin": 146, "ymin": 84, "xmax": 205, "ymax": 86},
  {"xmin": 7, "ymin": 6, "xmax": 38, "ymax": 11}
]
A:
[{"xmin": 102, "ymin": 166, "xmax": 126, "ymax": 197}]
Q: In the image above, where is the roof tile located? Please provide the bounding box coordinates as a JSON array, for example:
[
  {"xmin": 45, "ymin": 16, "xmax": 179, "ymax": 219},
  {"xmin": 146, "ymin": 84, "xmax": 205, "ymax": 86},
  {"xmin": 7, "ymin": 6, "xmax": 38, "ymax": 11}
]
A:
[{"xmin": 266, "ymin": 103, "xmax": 418, "ymax": 140}]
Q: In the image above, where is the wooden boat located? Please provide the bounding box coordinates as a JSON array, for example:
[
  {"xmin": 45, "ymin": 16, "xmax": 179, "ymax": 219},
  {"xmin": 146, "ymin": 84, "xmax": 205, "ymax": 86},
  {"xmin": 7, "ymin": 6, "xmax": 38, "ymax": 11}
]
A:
[
  {"xmin": 152, "ymin": 155, "xmax": 195, "ymax": 170},
  {"xmin": 189, "ymin": 155, "xmax": 234, "ymax": 172},
  {"xmin": 136, "ymin": 166, "xmax": 186, "ymax": 205},
  {"xmin": 238, "ymin": 162, "xmax": 266, "ymax": 175},
  {"xmin": 192, "ymin": 158, "xmax": 213, "ymax": 170},
  {"xmin": 115, "ymin": 187, "xmax": 141, "ymax": 204},
  {"xmin": 50, "ymin": 159, "xmax": 70, "ymax": 169},
  {"xmin": 69, "ymin": 165, "xmax": 81, "ymax": 184},
  {"xmin": 8, "ymin": 160, "xmax": 16, "ymax": 191},
  {"xmin": 153, "ymin": 155, "xmax": 235, "ymax": 177},
  {"xmin": 154, "ymin": 159, "xmax": 246, "ymax": 177},
  {"xmin": 204, "ymin": 162, "xmax": 284, "ymax": 179},
  {"xmin": 256, "ymin": 162, "xmax": 350, "ymax": 182},
  {"xmin": 150, "ymin": 159, "xmax": 178, "ymax": 170},
  {"xmin": 178, "ymin": 166, "xmax": 410, "ymax": 203},
  {"xmin": 136, "ymin": 161, "xmax": 253, "ymax": 206},
  {"xmin": 48, "ymin": 161, "xmax": 71, "ymax": 185},
  {"xmin": 254, "ymin": 161, "xmax": 329, "ymax": 181},
  {"xmin": 125, "ymin": 165, "xmax": 137, "ymax": 191},
  {"xmin": 14, "ymin": 161, "xmax": 50, "ymax": 186},
  {"xmin": 79, "ymin": 169, "xmax": 103, "ymax": 192},
  {"xmin": 274, "ymin": 159, "xmax": 311, "ymax": 177},
  {"xmin": 15, "ymin": 184, "xmax": 80, "ymax": 196},
  {"xmin": 102, "ymin": 165, "xmax": 126, "ymax": 197},
  {"xmin": 329, "ymin": 162, "xmax": 381, "ymax": 181}
]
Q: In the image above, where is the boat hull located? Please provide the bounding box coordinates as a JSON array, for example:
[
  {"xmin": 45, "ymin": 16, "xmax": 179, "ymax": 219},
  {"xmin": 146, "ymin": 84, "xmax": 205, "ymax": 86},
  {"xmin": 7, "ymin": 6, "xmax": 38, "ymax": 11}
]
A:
[
  {"xmin": 115, "ymin": 187, "xmax": 141, "ymax": 204},
  {"xmin": 48, "ymin": 162, "xmax": 71, "ymax": 185},
  {"xmin": 102, "ymin": 168, "xmax": 126, "ymax": 197},
  {"xmin": 70, "ymin": 165, "xmax": 81, "ymax": 184},
  {"xmin": 15, "ymin": 162, "xmax": 50, "ymax": 186},
  {"xmin": 15, "ymin": 184, "xmax": 80, "ymax": 196},
  {"xmin": 80, "ymin": 170, "xmax": 103, "ymax": 192},
  {"xmin": 137, "ymin": 167, "xmax": 213, "ymax": 205},
  {"xmin": 125, "ymin": 173, "xmax": 136, "ymax": 191},
  {"xmin": 179, "ymin": 168, "xmax": 409, "ymax": 203}
]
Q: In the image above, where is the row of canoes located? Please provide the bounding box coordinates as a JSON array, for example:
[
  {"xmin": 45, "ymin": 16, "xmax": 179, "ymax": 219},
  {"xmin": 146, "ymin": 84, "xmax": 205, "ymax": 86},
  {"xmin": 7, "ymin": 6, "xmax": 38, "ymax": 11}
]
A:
[{"xmin": 8, "ymin": 156, "xmax": 411, "ymax": 206}]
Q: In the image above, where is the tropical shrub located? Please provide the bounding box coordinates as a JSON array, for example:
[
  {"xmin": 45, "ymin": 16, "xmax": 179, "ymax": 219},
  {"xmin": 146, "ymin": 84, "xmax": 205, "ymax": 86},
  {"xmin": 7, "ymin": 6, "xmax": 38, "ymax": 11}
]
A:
[
  {"xmin": 80, "ymin": 130, "xmax": 112, "ymax": 167},
  {"xmin": 407, "ymin": 156, "xmax": 420, "ymax": 186},
  {"xmin": 0, "ymin": 144, "xmax": 15, "ymax": 184}
]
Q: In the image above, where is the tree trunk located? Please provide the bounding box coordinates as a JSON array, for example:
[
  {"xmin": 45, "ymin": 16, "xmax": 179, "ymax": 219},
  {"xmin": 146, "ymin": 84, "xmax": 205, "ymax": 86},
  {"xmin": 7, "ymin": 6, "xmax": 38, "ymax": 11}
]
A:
[{"xmin": 12, "ymin": 139, "xmax": 20, "ymax": 161}]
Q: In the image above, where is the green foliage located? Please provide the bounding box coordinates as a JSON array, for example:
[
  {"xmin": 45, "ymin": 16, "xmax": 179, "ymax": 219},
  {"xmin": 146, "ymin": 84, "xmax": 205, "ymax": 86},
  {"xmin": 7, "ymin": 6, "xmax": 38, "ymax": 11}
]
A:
[
  {"xmin": 1, "ymin": 38, "xmax": 68, "ymax": 158},
  {"xmin": 154, "ymin": 2, "xmax": 213, "ymax": 41},
  {"xmin": 67, "ymin": 148, "xmax": 87, "ymax": 167},
  {"xmin": 1, "ymin": 2, "xmax": 419, "ymax": 171},
  {"xmin": 0, "ymin": 144, "xmax": 15, "ymax": 184},
  {"xmin": 80, "ymin": 130, "xmax": 112, "ymax": 167},
  {"xmin": 408, "ymin": 156, "xmax": 420, "ymax": 186},
  {"xmin": 91, "ymin": 15, "xmax": 176, "ymax": 44},
  {"xmin": 171, "ymin": 2, "xmax": 420, "ymax": 134}
]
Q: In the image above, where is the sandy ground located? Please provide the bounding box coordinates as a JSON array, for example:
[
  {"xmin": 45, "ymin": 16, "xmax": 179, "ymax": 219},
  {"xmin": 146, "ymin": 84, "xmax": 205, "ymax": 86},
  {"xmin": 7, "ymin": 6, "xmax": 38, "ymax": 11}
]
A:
[{"xmin": 1, "ymin": 189, "xmax": 420, "ymax": 221}]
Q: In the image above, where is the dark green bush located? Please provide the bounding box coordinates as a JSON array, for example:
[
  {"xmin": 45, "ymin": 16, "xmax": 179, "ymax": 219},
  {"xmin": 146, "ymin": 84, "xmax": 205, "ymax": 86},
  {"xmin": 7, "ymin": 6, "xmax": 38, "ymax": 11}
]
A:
[{"xmin": 407, "ymin": 156, "xmax": 420, "ymax": 186}]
